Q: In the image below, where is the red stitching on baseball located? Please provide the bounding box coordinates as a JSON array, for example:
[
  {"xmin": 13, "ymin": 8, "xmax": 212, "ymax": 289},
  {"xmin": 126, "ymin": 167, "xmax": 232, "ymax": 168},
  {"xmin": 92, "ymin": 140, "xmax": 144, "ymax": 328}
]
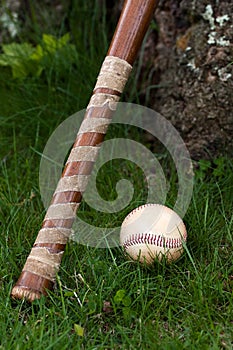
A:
[{"xmin": 123, "ymin": 233, "xmax": 185, "ymax": 250}]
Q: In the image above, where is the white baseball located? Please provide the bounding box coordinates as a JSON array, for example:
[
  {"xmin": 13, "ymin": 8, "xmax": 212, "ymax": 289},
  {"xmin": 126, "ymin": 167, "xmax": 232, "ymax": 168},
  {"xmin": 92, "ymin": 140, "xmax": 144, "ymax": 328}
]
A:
[{"xmin": 120, "ymin": 204, "xmax": 187, "ymax": 264}]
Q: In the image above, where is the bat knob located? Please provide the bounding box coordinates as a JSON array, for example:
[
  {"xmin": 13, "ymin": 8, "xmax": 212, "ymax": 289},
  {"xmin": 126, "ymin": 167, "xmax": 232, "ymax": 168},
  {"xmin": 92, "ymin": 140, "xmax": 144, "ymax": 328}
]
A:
[{"xmin": 11, "ymin": 271, "xmax": 54, "ymax": 302}]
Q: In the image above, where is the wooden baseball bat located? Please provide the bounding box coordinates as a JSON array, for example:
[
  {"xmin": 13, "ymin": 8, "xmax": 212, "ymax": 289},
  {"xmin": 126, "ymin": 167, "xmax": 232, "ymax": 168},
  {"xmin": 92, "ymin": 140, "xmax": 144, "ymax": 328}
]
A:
[{"xmin": 11, "ymin": 0, "xmax": 159, "ymax": 302}]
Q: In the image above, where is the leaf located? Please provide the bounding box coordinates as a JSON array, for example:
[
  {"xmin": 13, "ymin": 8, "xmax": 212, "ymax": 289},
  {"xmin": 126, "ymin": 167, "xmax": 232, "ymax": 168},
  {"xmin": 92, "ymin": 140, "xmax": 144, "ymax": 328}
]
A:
[
  {"xmin": 12, "ymin": 62, "xmax": 29, "ymax": 79},
  {"xmin": 0, "ymin": 42, "xmax": 36, "ymax": 78},
  {"xmin": 41, "ymin": 33, "xmax": 71, "ymax": 53},
  {"xmin": 0, "ymin": 33, "xmax": 75, "ymax": 79},
  {"xmin": 74, "ymin": 324, "xmax": 84, "ymax": 337},
  {"xmin": 31, "ymin": 44, "xmax": 44, "ymax": 61},
  {"xmin": 1, "ymin": 42, "xmax": 34, "ymax": 63},
  {"xmin": 114, "ymin": 289, "xmax": 126, "ymax": 304},
  {"xmin": 122, "ymin": 295, "xmax": 132, "ymax": 307},
  {"xmin": 122, "ymin": 306, "xmax": 131, "ymax": 320},
  {"xmin": 42, "ymin": 34, "xmax": 58, "ymax": 53},
  {"xmin": 57, "ymin": 33, "xmax": 70, "ymax": 48},
  {"xmin": 0, "ymin": 55, "xmax": 10, "ymax": 66}
]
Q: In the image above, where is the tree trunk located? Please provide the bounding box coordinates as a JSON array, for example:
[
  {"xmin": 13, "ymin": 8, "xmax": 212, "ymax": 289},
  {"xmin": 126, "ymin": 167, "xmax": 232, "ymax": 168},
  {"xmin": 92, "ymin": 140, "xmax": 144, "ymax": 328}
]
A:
[{"xmin": 150, "ymin": 1, "xmax": 233, "ymax": 159}]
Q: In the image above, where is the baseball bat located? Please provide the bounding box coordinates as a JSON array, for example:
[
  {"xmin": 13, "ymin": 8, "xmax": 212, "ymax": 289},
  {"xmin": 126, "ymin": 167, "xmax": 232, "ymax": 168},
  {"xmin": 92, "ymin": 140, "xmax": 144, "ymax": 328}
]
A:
[{"xmin": 11, "ymin": 0, "xmax": 159, "ymax": 302}]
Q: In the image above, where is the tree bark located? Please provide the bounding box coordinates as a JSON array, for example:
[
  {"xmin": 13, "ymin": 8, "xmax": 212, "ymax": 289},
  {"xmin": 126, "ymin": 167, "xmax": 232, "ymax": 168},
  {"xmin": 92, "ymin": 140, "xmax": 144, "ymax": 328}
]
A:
[{"xmin": 151, "ymin": 1, "xmax": 233, "ymax": 159}]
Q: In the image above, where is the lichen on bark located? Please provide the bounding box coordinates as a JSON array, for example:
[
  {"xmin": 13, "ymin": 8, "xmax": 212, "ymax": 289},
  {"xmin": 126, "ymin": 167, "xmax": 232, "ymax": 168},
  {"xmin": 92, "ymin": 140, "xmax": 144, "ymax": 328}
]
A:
[{"xmin": 151, "ymin": 1, "xmax": 233, "ymax": 159}]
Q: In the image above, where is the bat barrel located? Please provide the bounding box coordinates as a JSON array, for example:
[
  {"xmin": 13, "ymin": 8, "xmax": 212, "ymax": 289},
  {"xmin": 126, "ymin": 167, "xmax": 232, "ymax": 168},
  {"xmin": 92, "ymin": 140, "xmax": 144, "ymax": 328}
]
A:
[{"xmin": 11, "ymin": 0, "xmax": 158, "ymax": 301}]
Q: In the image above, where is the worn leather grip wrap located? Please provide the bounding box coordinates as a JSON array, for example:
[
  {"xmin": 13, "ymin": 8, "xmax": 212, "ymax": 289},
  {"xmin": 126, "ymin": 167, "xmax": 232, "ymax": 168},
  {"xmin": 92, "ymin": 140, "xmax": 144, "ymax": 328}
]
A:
[{"xmin": 11, "ymin": 0, "xmax": 159, "ymax": 301}]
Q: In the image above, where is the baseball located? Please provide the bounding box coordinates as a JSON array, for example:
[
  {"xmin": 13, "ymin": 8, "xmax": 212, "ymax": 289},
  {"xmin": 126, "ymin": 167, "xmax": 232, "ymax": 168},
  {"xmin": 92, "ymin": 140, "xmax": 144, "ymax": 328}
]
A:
[{"xmin": 120, "ymin": 204, "xmax": 187, "ymax": 264}]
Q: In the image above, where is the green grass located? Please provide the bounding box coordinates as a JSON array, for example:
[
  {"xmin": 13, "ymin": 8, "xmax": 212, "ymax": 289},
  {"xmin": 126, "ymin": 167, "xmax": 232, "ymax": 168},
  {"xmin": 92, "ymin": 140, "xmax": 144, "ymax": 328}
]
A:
[{"xmin": 0, "ymin": 2, "xmax": 233, "ymax": 349}]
